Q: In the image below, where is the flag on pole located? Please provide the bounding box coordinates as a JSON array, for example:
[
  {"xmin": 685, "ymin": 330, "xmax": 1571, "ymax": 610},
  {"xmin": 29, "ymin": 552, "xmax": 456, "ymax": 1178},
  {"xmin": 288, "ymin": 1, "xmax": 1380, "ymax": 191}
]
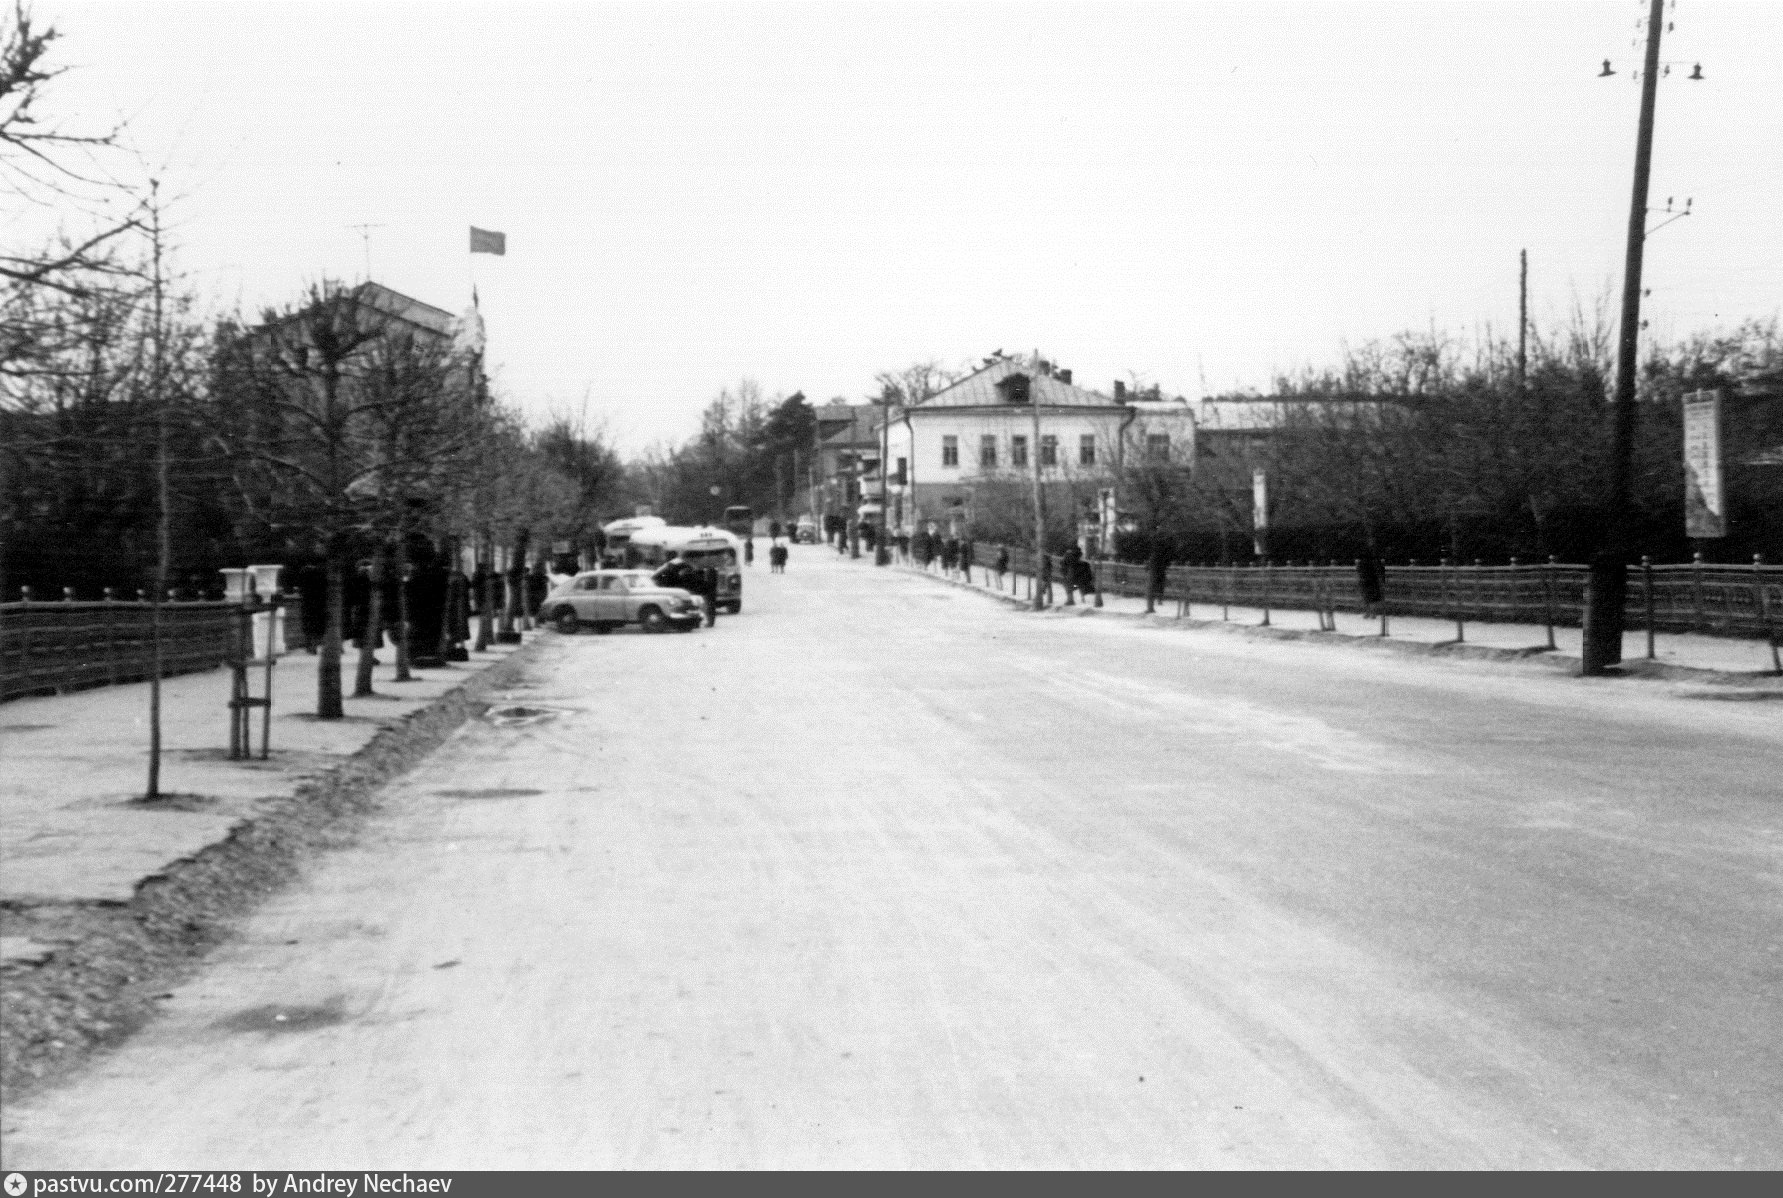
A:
[{"xmin": 470, "ymin": 227, "xmax": 506, "ymax": 255}]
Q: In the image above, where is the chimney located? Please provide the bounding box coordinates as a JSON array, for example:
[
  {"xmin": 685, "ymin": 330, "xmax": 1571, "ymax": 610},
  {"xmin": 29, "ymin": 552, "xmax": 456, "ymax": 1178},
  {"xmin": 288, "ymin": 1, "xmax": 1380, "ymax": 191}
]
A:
[
  {"xmin": 1039, "ymin": 359, "xmax": 1052, "ymax": 377},
  {"xmin": 1057, "ymin": 368, "xmax": 1072, "ymax": 384},
  {"xmin": 1113, "ymin": 380, "xmax": 1126, "ymax": 401}
]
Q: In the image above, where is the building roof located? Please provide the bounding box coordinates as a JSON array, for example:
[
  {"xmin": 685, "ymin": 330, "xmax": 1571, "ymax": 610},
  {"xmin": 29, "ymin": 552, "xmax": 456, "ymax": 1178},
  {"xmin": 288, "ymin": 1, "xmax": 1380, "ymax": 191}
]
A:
[
  {"xmin": 353, "ymin": 282, "xmax": 457, "ymax": 339},
  {"xmin": 817, "ymin": 403, "xmax": 881, "ymax": 446},
  {"xmin": 915, "ymin": 357, "xmax": 1117, "ymax": 410}
]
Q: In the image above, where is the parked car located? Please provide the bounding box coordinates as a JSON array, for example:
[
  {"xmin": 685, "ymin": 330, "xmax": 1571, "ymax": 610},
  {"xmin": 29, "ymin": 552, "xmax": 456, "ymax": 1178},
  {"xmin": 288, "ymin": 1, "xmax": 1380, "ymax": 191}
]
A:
[
  {"xmin": 795, "ymin": 517, "xmax": 816, "ymax": 544},
  {"xmin": 540, "ymin": 570, "xmax": 703, "ymax": 634}
]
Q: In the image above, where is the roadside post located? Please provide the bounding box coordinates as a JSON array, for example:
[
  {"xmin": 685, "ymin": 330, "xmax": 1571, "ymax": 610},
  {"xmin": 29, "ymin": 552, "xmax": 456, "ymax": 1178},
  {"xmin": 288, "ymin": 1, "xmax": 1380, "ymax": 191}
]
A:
[
  {"xmin": 1544, "ymin": 556, "xmax": 1558, "ymax": 651},
  {"xmin": 1643, "ymin": 556, "xmax": 1657, "ymax": 659}
]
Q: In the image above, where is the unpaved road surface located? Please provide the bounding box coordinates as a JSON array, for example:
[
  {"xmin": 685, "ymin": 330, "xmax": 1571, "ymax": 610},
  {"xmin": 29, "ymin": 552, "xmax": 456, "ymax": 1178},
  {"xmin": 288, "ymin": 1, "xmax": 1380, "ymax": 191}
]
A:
[{"xmin": 4, "ymin": 548, "xmax": 1781, "ymax": 1168}]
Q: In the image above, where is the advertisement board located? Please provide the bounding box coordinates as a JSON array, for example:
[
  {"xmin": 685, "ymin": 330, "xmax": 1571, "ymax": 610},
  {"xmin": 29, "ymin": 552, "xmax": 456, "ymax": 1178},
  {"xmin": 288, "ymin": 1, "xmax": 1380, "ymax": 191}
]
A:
[{"xmin": 1683, "ymin": 389, "xmax": 1726, "ymax": 538}]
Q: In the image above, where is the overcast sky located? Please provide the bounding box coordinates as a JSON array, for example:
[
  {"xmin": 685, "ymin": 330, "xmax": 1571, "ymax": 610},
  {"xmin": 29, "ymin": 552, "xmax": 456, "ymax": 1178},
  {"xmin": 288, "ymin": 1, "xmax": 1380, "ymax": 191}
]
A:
[{"xmin": 34, "ymin": 0, "xmax": 1783, "ymax": 453}]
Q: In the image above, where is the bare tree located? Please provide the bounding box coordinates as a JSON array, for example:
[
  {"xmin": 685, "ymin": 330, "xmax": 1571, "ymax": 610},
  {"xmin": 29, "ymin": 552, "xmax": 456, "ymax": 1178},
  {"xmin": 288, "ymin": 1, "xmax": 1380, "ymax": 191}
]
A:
[{"xmin": 207, "ymin": 282, "xmax": 470, "ymax": 718}]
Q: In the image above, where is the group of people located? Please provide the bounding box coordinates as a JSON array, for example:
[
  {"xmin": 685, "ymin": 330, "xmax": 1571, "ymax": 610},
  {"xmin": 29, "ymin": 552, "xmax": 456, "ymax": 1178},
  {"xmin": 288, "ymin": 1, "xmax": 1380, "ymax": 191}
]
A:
[
  {"xmin": 910, "ymin": 529, "xmax": 975, "ymax": 580},
  {"xmin": 742, "ymin": 534, "xmax": 792, "ymax": 574}
]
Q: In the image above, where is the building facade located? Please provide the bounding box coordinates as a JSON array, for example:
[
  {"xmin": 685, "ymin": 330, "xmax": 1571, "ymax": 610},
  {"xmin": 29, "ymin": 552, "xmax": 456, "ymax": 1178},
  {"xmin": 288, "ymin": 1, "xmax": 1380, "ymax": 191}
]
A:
[{"xmin": 880, "ymin": 356, "xmax": 1195, "ymax": 540}]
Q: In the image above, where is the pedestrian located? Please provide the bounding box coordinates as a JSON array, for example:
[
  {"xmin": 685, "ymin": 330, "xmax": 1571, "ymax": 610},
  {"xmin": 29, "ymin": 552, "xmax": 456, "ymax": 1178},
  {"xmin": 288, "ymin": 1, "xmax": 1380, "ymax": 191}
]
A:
[
  {"xmin": 768, "ymin": 520, "xmax": 782, "ymax": 540},
  {"xmin": 294, "ymin": 560, "xmax": 327, "ymax": 652},
  {"xmin": 745, "ymin": 537, "xmax": 755, "ymax": 567},
  {"xmin": 1039, "ymin": 552, "xmax": 1054, "ymax": 606},
  {"xmin": 959, "ymin": 537, "xmax": 974, "ymax": 584},
  {"xmin": 994, "ymin": 545, "xmax": 1009, "ymax": 589},
  {"xmin": 896, "ymin": 531, "xmax": 910, "ymax": 563},
  {"xmin": 656, "ymin": 552, "xmax": 701, "ymax": 593},
  {"xmin": 941, "ymin": 537, "xmax": 959, "ymax": 575},
  {"xmin": 1146, "ymin": 540, "xmax": 1172, "ymax": 614},
  {"xmin": 771, "ymin": 542, "xmax": 788, "ymax": 573},
  {"xmin": 1075, "ymin": 551, "xmax": 1100, "ymax": 608},
  {"xmin": 1061, "ymin": 544, "xmax": 1083, "ymax": 605},
  {"xmin": 700, "ymin": 565, "xmax": 719, "ymax": 627}
]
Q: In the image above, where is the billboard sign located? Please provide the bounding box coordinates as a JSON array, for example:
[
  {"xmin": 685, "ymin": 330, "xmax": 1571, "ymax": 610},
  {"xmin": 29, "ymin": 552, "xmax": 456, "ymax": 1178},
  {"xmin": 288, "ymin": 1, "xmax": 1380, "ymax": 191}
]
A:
[
  {"xmin": 1252, "ymin": 468, "xmax": 1269, "ymax": 556},
  {"xmin": 1683, "ymin": 390, "xmax": 1726, "ymax": 538}
]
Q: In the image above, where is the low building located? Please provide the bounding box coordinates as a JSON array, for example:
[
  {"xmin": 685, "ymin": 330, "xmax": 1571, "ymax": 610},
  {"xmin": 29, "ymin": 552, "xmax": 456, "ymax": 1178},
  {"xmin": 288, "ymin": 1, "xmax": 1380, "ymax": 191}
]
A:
[
  {"xmin": 813, "ymin": 400, "xmax": 883, "ymax": 531},
  {"xmin": 880, "ymin": 356, "xmax": 1195, "ymax": 540}
]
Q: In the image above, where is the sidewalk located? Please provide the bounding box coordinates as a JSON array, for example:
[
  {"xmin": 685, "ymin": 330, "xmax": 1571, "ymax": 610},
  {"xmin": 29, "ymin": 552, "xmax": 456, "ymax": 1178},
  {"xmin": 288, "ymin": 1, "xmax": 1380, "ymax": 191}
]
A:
[
  {"xmin": 0, "ymin": 638, "xmax": 531, "ymax": 958},
  {"xmin": 895, "ymin": 558, "xmax": 1783, "ymax": 680}
]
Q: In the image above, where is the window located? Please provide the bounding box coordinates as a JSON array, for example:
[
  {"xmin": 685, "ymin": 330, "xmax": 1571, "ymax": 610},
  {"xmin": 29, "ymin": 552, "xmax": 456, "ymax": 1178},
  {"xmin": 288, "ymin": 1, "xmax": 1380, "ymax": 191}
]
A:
[
  {"xmin": 1079, "ymin": 435, "xmax": 1096, "ymax": 466},
  {"xmin": 895, "ymin": 457, "xmax": 907, "ymax": 485},
  {"xmin": 980, "ymin": 435, "xmax": 997, "ymax": 468},
  {"xmin": 1040, "ymin": 435, "xmax": 1058, "ymax": 467},
  {"xmin": 941, "ymin": 435, "xmax": 959, "ymax": 467},
  {"xmin": 1147, "ymin": 433, "xmax": 1171, "ymax": 461},
  {"xmin": 1011, "ymin": 435, "xmax": 1028, "ymax": 467}
]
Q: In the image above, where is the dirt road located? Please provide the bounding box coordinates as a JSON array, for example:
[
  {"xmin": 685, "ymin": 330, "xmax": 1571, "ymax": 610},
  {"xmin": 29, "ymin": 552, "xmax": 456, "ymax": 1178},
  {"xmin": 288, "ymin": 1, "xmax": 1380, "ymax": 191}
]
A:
[{"xmin": 5, "ymin": 547, "xmax": 1780, "ymax": 1167}]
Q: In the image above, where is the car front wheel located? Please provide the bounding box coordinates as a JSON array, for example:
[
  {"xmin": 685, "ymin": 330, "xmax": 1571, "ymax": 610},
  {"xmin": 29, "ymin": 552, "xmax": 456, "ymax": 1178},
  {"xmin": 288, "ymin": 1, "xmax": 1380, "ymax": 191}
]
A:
[
  {"xmin": 639, "ymin": 607, "xmax": 668, "ymax": 633},
  {"xmin": 553, "ymin": 609, "xmax": 580, "ymax": 635}
]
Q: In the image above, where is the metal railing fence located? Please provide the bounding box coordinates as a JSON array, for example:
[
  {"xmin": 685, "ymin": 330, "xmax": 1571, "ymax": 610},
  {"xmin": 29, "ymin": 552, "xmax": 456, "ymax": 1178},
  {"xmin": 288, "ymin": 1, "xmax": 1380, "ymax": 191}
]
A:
[
  {"xmin": 964, "ymin": 547, "xmax": 1783, "ymax": 646},
  {"xmin": 1, "ymin": 596, "xmax": 241, "ymax": 702}
]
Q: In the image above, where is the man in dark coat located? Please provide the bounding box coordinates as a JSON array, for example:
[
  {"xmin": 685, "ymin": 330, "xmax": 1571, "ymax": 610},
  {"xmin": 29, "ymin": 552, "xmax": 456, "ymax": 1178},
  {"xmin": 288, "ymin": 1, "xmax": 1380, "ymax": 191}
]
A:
[
  {"xmin": 1061, "ymin": 544, "xmax": 1083, "ymax": 605},
  {"xmin": 445, "ymin": 566, "xmax": 472, "ymax": 661},
  {"xmin": 1146, "ymin": 540, "xmax": 1172, "ymax": 615},
  {"xmin": 699, "ymin": 565, "xmax": 719, "ymax": 627},
  {"xmin": 295, "ymin": 561, "xmax": 328, "ymax": 652},
  {"xmin": 408, "ymin": 560, "xmax": 449, "ymax": 668},
  {"xmin": 655, "ymin": 553, "xmax": 701, "ymax": 593},
  {"xmin": 1039, "ymin": 552, "xmax": 1054, "ymax": 606},
  {"xmin": 1076, "ymin": 552, "xmax": 1100, "ymax": 607}
]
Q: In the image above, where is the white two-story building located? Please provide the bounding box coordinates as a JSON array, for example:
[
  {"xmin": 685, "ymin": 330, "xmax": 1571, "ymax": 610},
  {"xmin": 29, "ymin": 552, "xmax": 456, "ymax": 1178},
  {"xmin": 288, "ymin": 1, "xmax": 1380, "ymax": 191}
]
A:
[{"xmin": 876, "ymin": 355, "xmax": 1196, "ymax": 537}]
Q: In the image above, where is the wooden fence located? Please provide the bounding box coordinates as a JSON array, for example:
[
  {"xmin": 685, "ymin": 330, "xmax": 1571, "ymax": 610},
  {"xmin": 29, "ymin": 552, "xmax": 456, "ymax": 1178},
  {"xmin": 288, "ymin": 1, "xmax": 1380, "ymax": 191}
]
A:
[
  {"xmin": 967, "ymin": 549, "xmax": 1783, "ymax": 645},
  {"xmin": 0, "ymin": 598, "xmax": 244, "ymax": 702}
]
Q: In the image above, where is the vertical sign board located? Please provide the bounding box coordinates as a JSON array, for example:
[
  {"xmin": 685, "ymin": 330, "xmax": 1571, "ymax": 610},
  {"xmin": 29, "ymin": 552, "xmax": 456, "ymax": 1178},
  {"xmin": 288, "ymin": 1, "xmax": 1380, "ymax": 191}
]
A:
[
  {"xmin": 1252, "ymin": 468, "xmax": 1269, "ymax": 556},
  {"xmin": 1682, "ymin": 390, "xmax": 1726, "ymax": 538}
]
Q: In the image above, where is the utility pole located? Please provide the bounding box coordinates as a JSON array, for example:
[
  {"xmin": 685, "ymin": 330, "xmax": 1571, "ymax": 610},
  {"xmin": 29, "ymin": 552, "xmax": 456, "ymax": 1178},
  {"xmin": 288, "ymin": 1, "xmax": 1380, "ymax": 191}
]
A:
[
  {"xmin": 1583, "ymin": 0, "xmax": 1664, "ymax": 675},
  {"xmin": 876, "ymin": 392, "xmax": 891, "ymax": 566},
  {"xmin": 146, "ymin": 179, "xmax": 169, "ymax": 801},
  {"xmin": 1029, "ymin": 355, "xmax": 1046, "ymax": 610},
  {"xmin": 1518, "ymin": 248, "xmax": 1528, "ymax": 389}
]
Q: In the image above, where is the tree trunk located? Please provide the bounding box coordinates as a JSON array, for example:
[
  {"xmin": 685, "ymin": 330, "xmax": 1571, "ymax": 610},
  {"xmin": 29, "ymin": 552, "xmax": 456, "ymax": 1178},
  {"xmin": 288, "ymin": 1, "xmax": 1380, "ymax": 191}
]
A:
[
  {"xmin": 394, "ymin": 535, "xmax": 413, "ymax": 681},
  {"xmin": 318, "ymin": 549, "xmax": 345, "ymax": 719},
  {"xmin": 353, "ymin": 545, "xmax": 384, "ymax": 697},
  {"xmin": 474, "ymin": 532, "xmax": 494, "ymax": 652},
  {"xmin": 501, "ymin": 529, "xmax": 528, "ymax": 637}
]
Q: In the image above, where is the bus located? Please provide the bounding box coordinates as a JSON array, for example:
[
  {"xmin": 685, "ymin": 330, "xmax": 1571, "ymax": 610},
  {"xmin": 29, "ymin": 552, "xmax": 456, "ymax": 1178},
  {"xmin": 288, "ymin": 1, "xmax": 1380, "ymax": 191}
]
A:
[
  {"xmin": 600, "ymin": 515, "xmax": 667, "ymax": 567},
  {"xmin": 722, "ymin": 505, "xmax": 754, "ymax": 539},
  {"xmin": 628, "ymin": 524, "xmax": 745, "ymax": 614}
]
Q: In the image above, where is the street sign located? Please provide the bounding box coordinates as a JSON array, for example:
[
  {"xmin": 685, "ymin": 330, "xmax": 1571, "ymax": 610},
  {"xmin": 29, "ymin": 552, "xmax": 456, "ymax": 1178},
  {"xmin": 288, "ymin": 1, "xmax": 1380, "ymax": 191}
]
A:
[{"xmin": 1683, "ymin": 390, "xmax": 1726, "ymax": 538}]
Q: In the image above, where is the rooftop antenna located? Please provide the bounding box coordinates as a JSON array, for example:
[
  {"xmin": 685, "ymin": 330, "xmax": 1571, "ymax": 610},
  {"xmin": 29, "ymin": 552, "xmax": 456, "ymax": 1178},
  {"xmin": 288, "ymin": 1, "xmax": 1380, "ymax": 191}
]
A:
[{"xmin": 347, "ymin": 223, "xmax": 385, "ymax": 280}]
